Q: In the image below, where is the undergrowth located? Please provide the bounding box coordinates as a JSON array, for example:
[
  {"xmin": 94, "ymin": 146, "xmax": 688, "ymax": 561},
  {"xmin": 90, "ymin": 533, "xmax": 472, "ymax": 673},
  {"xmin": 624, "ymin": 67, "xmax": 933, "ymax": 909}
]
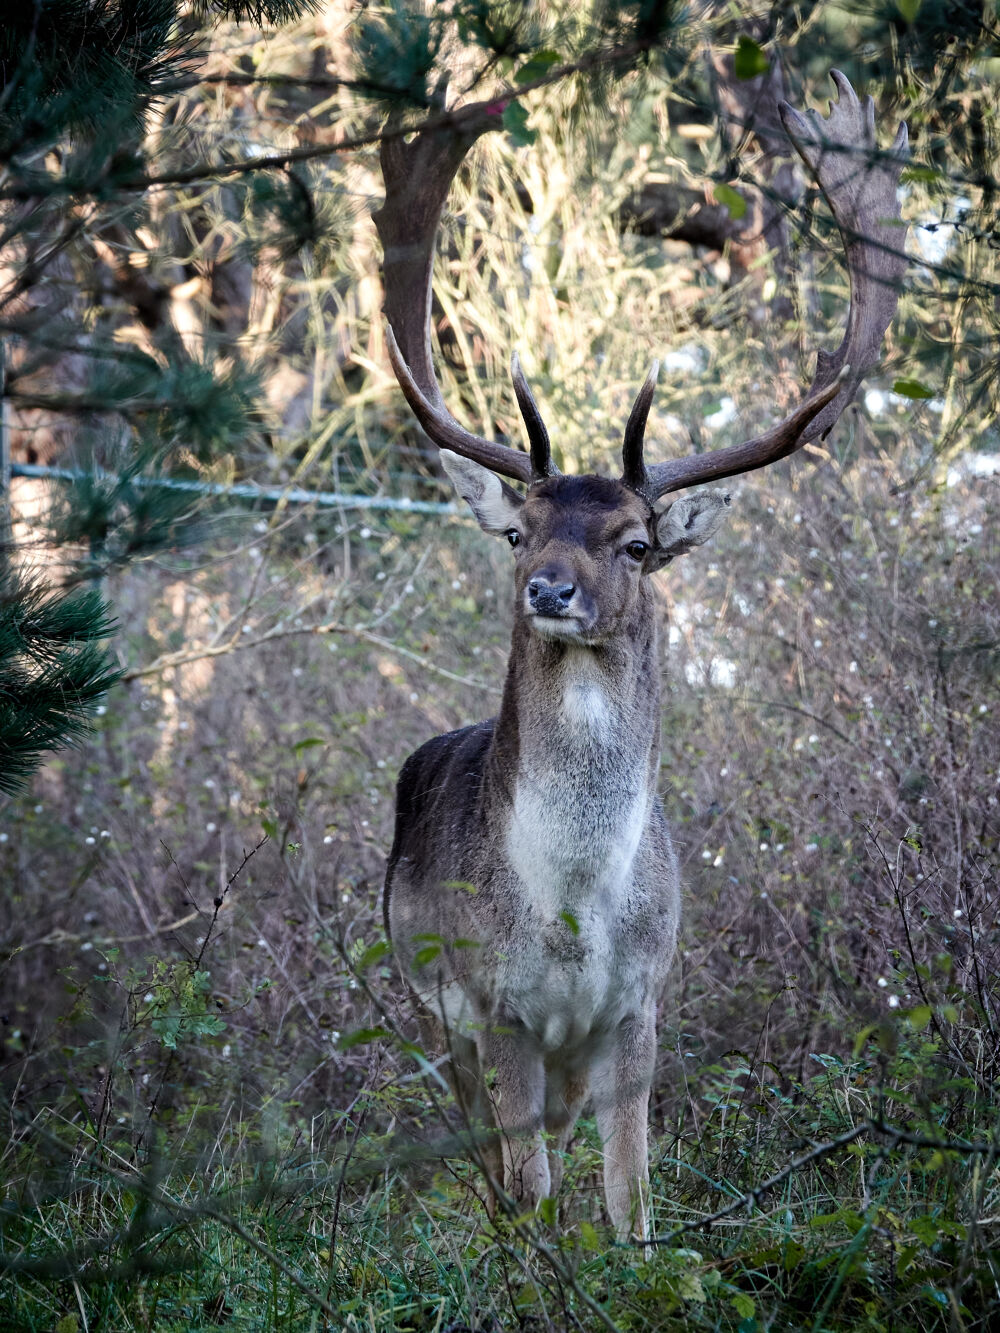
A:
[
  {"xmin": 2, "ymin": 1010, "xmax": 997, "ymax": 1331},
  {"xmin": 3, "ymin": 439, "xmax": 999, "ymax": 1329}
]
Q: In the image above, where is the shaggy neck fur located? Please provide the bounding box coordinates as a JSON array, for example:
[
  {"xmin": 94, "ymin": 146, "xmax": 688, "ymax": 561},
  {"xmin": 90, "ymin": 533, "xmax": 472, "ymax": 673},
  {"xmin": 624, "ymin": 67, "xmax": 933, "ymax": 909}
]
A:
[{"xmin": 487, "ymin": 583, "xmax": 661, "ymax": 916}]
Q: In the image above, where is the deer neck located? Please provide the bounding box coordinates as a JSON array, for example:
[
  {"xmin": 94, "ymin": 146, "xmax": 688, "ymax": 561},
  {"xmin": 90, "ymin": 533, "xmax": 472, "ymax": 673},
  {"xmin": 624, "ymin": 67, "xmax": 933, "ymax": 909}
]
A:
[
  {"xmin": 488, "ymin": 589, "xmax": 661, "ymax": 915},
  {"xmin": 499, "ymin": 615, "xmax": 659, "ymax": 758}
]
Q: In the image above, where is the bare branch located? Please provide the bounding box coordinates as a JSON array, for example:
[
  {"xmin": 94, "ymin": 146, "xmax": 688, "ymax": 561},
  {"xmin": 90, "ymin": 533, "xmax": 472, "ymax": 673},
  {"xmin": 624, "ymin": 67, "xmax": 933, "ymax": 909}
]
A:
[
  {"xmin": 121, "ymin": 620, "xmax": 495, "ymax": 693},
  {"xmin": 648, "ymin": 1115, "xmax": 996, "ymax": 1250}
]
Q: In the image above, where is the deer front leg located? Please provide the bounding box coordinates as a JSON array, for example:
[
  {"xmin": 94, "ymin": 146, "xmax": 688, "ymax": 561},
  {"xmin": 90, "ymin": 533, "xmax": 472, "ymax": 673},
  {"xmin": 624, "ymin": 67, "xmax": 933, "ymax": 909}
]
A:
[
  {"xmin": 445, "ymin": 1032, "xmax": 504, "ymax": 1208},
  {"xmin": 544, "ymin": 1066, "xmax": 590, "ymax": 1197},
  {"xmin": 592, "ymin": 1009, "xmax": 656, "ymax": 1243},
  {"xmin": 480, "ymin": 1028, "xmax": 549, "ymax": 1210}
]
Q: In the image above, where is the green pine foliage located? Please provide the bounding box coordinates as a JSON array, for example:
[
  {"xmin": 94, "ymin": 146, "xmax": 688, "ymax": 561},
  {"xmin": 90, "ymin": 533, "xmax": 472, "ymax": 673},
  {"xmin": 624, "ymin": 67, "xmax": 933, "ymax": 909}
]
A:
[
  {"xmin": 0, "ymin": 567, "xmax": 123, "ymax": 796},
  {"xmin": 43, "ymin": 441, "xmax": 206, "ymax": 570},
  {"xmin": 237, "ymin": 166, "xmax": 353, "ymax": 269},
  {"xmin": 206, "ymin": 0, "xmax": 319, "ymax": 25},
  {"xmin": 350, "ymin": 0, "xmax": 448, "ymax": 109},
  {"xmin": 1, "ymin": 0, "xmax": 321, "ymax": 157},
  {"xmin": 0, "ymin": 0, "xmax": 193, "ymax": 154},
  {"xmin": 1, "ymin": 0, "xmax": 318, "ymax": 792}
]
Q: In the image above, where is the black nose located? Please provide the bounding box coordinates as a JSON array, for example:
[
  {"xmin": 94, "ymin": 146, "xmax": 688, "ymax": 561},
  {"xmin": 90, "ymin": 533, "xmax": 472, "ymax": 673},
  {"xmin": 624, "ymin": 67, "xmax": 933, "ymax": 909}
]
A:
[{"xmin": 528, "ymin": 578, "xmax": 575, "ymax": 615}]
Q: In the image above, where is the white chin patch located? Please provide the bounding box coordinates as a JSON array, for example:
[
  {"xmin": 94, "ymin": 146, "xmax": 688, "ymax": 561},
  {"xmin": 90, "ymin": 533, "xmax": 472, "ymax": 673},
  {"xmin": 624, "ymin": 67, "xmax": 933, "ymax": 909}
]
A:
[{"xmin": 531, "ymin": 616, "xmax": 582, "ymax": 640}]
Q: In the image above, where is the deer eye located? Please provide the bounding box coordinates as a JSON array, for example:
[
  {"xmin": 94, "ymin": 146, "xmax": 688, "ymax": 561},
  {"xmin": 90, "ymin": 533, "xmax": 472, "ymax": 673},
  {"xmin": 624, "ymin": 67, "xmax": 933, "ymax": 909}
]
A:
[
  {"xmin": 505, "ymin": 529, "xmax": 521, "ymax": 549},
  {"xmin": 625, "ymin": 541, "xmax": 649, "ymax": 563}
]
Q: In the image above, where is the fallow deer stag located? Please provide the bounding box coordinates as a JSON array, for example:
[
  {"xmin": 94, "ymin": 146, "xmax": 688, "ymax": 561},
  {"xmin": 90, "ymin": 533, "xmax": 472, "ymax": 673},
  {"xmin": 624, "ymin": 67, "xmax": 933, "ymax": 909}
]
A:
[{"xmin": 376, "ymin": 71, "xmax": 907, "ymax": 1241}]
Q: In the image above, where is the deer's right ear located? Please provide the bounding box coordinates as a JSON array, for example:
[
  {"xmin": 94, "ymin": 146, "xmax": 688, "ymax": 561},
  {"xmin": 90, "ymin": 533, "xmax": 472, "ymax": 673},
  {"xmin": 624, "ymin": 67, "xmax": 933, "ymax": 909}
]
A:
[{"xmin": 441, "ymin": 450, "xmax": 524, "ymax": 534}]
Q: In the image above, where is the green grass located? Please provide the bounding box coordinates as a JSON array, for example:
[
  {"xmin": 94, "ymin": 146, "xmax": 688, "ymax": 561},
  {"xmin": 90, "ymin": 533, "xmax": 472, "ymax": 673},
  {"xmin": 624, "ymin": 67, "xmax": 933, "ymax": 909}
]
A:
[{"xmin": 3, "ymin": 1022, "xmax": 998, "ymax": 1332}]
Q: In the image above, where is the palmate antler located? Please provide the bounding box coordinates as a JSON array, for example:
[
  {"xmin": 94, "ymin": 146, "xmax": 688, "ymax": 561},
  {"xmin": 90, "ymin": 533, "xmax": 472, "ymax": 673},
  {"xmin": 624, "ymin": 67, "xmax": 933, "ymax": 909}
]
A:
[
  {"xmin": 374, "ymin": 71, "xmax": 908, "ymax": 503},
  {"xmin": 373, "ymin": 103, "xmax": 550, "ymax": 486}
]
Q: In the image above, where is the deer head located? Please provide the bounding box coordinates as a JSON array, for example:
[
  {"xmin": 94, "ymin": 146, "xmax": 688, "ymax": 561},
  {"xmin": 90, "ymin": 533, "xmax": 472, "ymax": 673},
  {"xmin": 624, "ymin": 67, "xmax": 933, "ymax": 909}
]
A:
[
  {"xmin": 374, "ymin": 71, "xmax": 908, "ymax": 554},
  {"xmin": 441, "ymin": 453, "xmax": 732, "ymax": 645}
]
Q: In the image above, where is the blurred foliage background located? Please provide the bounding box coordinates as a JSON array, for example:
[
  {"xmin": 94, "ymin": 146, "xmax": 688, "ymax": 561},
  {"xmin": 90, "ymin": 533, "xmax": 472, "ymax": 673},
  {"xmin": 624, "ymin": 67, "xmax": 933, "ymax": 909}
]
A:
[{"xmin": 1, "ymin": 1, "xmax": 999, "ymax": 1330}]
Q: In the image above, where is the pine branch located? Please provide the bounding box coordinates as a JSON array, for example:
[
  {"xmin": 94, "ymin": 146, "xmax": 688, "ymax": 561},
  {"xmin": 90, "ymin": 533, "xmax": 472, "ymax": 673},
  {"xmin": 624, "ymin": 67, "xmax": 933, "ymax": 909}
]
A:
[
  {"xmin": 0, "ymin": 36, "xmax": 660, "ymax": 200},
  {"xmin": 0, "ymin": 567, "xmax": 123, "ymax": 795}
]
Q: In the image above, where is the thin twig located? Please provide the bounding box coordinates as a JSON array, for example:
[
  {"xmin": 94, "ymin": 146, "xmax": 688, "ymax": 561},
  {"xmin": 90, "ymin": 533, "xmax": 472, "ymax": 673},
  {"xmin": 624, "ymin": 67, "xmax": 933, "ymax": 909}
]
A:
[
  {"xmin": 138, "ymin": 839, "xmax": 267, "ymax": 1150},
  {"xmin": 645, "ymin": 1115, "xmax": 996, "ymax": 1249},
  {"xmin": 122, "ymin": 620, "xmax": 495, "ymax": 691},
  {"xmin": 0, "ymin": 39, "xmax": 653, "ymax": 200}
]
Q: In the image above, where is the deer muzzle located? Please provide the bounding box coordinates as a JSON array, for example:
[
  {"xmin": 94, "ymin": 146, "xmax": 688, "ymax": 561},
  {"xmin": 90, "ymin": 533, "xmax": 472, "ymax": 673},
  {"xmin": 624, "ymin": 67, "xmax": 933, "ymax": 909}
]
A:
[{"xmin": 527, "ymin": 575, "xmax": 576, "ymax": 618}]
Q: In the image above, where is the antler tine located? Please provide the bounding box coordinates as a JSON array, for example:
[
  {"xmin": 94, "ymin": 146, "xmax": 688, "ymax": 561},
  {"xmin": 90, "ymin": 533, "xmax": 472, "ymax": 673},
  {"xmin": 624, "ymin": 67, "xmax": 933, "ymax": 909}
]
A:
[
  {"xmin": 373, "ymin": 105, "xmax": 535, "ymax": 487},
  {"xmin": 510, "ymin": 353, "xmax": 556, "ymax": 480},
  {"xmin": 621, "ymin": 360, "xmax": 660, "ymax": 495},
  {"xmin": 640, "ymin": 70, "xmax": 908, "ymax": 501}
]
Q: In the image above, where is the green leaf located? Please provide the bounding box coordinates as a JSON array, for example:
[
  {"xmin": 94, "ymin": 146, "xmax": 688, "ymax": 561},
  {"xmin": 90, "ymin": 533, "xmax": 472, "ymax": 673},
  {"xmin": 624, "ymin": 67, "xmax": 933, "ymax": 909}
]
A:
[
  {"xmin": 668, "ymin": 1248, "xmax": 704, "ymax": 1264},
  {"xmin": 294, "ymin": 736, "xmax": 324, "ymax": 753},
  {"xmin": 538, "ymin": 1195, "xmax": 557, "ymax": 1225},
  {"xmin": 151, "ymin": 1014, "xmax": 180, "ymax": 1049},
  {"xmin": 908, "ymin": 1004, "xmax": 933, "ymax": 1031},
  {"xmin": 731, "ymin": 1293, "xmax": 755, "ymax": 1319},
  {"xmin": 514, "ymin": 50, "xmax": 561, "ymax": 84},
  {"xmin": 895, "ymin": 0, "xmax": 922, "ymax": 23},
  {"xmin": 559, "ymin": 910, "xmax": 580, "ymax": 936},
  {"xmin": 579, "ymin": 1220, "xmax": 601, "ymax": 1251},
  {"xmin": 413, "ymin": 944, "xmax": 442, "ymax": 968},
  {"xmin": 910, "ymin": 1214, "xmax": 939, "ymax": 1246},
  {"xmin": 444, "ymin": 880, "xmax": 478, "ymax": 894},
  {"xmin": 339, "ymin": 1026, "xmax": 389, "ymax": 1050},
  {"xmin": 714, "ymin": 183, "xmax": 746, "ymax": 220},
  {"xmin": 901, "ymin": 164, "xmax": 942, "ymax": 183},
  {"xmin": 502, "ymin": 101, "xmax": 536, "ymax": 148},
  {"xmin": 782, "ymin": 1240, "xmax": 806, "ymax": 1269},
  {"xmin": 357, "ymin": 940, "xmax": 390, "ymax": 971},
  {"xmin": 893, "ymin": 378, "xmax": 935, "ymax": 399},
  {"xmin": 895, "ymin": 1242, "xmax": 920, "ymax": 1276},
  {"xmin": 733, "ymin": 36, "xmax": 769, "ymax": 80},
  {"xmin": 673, "ymin": 1272, "xmax": 706, "ymax": 1302}
]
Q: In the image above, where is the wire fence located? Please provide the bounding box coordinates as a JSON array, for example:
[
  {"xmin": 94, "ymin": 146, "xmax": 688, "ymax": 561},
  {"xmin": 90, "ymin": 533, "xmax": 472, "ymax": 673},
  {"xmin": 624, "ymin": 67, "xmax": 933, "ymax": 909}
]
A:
[{"xmin": 7, "ymin": 462, "xmax": 457, "ymax": 516}]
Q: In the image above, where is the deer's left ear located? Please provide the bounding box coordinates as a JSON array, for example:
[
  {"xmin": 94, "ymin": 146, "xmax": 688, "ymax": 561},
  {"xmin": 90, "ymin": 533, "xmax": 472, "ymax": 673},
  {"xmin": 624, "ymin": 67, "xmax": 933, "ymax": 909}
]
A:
[
  {"xmin": 649, "ymin": 489, "xmax": 733, "ymax": 569},
  {"xmin": 441, "ymin": 450, "xmax": 524, "ymax": 534}
]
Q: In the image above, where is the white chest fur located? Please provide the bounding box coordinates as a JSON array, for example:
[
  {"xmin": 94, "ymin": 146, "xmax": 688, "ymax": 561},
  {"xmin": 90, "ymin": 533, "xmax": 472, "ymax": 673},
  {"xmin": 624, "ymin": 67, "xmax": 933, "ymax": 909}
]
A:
[
  {"xmin": 561, "ymin": 676, "xmax": 612, "ymax": 739},
  {"xmin": 501, "ymin": 662, "xmax": 652, "ymax": 1048},
  {"xmin": 508, "ymin": 664, "xmax": 647, "ymax": 902},
  {"xmin": 506, "ymin": 769, "xmax": 646, "ymax": 919}
]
